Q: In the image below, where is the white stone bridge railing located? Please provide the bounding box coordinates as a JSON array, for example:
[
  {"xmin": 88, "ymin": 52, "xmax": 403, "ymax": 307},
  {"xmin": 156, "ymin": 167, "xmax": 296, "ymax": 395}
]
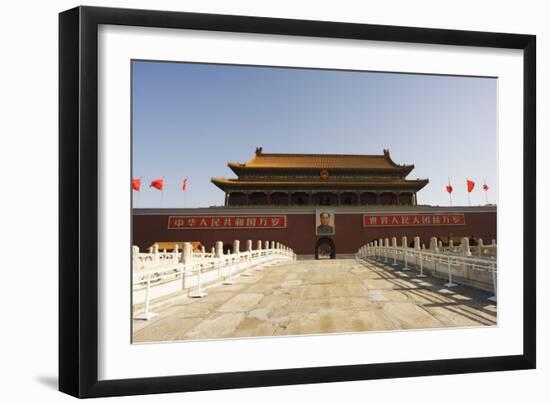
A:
[
  {"xmin": 430, "ymin": 237, "xmax": 497, "ymax": 259},
  {"xmin": 356, "ymin": 235, "xmax": 497, "ymax": 302},
  {"xmin": 133, "ymin": 240, "xmax": 296, "ymax": 320}
]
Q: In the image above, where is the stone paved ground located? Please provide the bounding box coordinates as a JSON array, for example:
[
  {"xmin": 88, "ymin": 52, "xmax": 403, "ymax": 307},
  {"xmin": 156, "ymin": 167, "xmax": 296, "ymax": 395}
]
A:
[{"xmin": 132, "ymin": 258, "xmax": 497, "ymax": 343}]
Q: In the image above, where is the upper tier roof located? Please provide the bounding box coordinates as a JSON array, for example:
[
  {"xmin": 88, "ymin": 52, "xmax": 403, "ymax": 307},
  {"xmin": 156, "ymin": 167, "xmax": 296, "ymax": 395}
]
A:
[{"xmin": 228, "ymin": 148, "xmax": 412, "ymax": 172}]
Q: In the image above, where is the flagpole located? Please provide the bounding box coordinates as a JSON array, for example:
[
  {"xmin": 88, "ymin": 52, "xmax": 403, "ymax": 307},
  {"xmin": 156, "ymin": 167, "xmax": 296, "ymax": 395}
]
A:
[
  {"xmin": 137, "ymin": 177, "xmax": 142, "ymax": 207},
  {"xmin": 448, "ymin": 177, "xmax": 452, "ymax": 206},
  {"xmin": 484, "ymin": 177, "xmax": 488, "ymax": 205},
  {"xmin": 183, "ymin": 177, "xmax": 188, "ymax": 209},
  {"xmin": 160, "ymin": 176, "xmax": 164, "ymax": 208},
  {"xmin": 467, "ymin": 178, "xmax": 470, "ymax": 207}
]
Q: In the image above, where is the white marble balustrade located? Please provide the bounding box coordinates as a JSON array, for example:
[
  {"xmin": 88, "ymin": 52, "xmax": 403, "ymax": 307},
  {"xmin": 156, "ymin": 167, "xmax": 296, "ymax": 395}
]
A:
[
  {"xmin": 133, "ymin": 240, "xmax": 296, "ymax": 319},
  {"xmin": 356, "ymin": 236, "xmax": 497, "ymax": 301}
]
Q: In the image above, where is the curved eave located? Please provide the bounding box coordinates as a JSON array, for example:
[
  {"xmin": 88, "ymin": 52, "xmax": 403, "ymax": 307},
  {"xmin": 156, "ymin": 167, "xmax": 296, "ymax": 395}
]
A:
[
  {"xmin": 383, "ymin": 152, "xmax": 408, "ymax": 169},
  {"xmin": 228, "ymin": 163, "xmax": 415, "ymax": 177},
  {"xmin": 212, "ymin": 177, "xmax": 429, "ymax": 192},
  {"xmin": 227, "ymin": 162, "xmax": 246, "ymax": 176}
]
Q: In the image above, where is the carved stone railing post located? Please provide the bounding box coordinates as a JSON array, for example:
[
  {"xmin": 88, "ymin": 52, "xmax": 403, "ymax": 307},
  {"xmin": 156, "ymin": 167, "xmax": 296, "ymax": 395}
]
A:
[
  {"xmin": 153, "ymin": 243, "xmax": 159, "ymax": 264},
  {"xmin": 257, "ymin": 240, "xmax": 262, "ymax": 250},
  {"xmin": 477, "ymin": 238, "xmax": 484, "ymax": 256},
  {"xmin": 402, "ymin": 236, "xmax": 409, "ymax": 270},
  {"xmin": 414, "ymin": 236, "xmax": 421, "ymax": 250},
  {"xmin": 389, "ymin": 237, "xmax": 398, "ymax": 266},
  {"xmin": 222, "ymin": 245, "xmax": 235, "ymax": 285},
  {"xmin": 430, "ymin": 237, "xmax": 439, "ymax": 253},
  {"xmin": 461, "ymin": 237, "xmax": 472, "ymax": 256},
  {"xmin": 182, "ymin": 242, "xmax": 193, "ymax": 264},
  {"xmin": 172, "ymin": 244, "xmax": 179, "ymax": 263},
  {"xmin": 215, "ymin": 241, "xmax": 223, "ymax": 258},
  {"xmin": 132, "ymin": 245, "xmax": 140, "ymax": 269}
]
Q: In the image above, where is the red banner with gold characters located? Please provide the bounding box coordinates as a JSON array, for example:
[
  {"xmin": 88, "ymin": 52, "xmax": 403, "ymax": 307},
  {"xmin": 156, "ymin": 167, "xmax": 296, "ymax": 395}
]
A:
[
  {"xmin": 168, "ymin": 215, "xmax": 287, "ymax": 229},
  {"xmin": 363, "ymin": 213, "xmax": 465, "ymax": 227}
]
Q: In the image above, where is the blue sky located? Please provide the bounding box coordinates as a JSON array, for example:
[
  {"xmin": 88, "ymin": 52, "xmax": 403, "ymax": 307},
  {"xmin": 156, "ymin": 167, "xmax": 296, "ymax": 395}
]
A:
[{"xmin": 132, "ymin": 60, "xmax": 497, "ymax": 208}]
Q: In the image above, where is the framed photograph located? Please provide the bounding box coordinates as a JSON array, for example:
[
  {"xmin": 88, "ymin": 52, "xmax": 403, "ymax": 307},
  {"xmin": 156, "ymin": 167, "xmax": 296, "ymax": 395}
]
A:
[{"xmin": 59, "ymin": 6, "xmax": 536, "ymax": 398}]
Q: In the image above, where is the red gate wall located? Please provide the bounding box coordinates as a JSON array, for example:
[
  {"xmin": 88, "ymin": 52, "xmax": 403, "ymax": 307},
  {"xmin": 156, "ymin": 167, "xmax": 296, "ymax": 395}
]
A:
[{"xmin": 132, "ymin": 208, "xmax": 497, "ymax": 256}]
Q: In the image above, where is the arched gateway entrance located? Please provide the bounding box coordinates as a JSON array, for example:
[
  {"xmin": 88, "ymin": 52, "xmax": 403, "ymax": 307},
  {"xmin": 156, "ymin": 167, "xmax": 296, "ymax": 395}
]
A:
[{"xmin": 315, "ymin": 237, "xmax": 336, "ymax": 259}]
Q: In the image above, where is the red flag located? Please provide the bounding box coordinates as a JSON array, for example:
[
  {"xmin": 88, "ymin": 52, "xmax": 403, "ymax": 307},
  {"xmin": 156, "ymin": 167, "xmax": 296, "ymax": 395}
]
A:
[
  {"xmin": 446, "ymin": 184, "xmax": 453, "ymax": 194},
  {"xmin": 483, "ymin": 183, "xmax": 489, "ymax": 191},
  {"xmin": 467, "ymin": 179, "xmax": 475, "ymax": 193},
  {"xmin": 182, "ymin": 178, "xmax": 188, "ymax": 191},
  {"xmin": 131, "ymin": 178, "xmax": 141, "ymax": 191},
  {"xmin": 149, "ymin": 178, "xmax": 164, "ymax": 191}
]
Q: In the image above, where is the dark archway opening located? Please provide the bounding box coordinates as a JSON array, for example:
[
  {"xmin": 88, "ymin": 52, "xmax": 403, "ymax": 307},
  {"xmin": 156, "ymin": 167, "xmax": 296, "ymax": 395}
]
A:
[{"xmin": 315, "ymin": 237, "xmax": 336, "ymax": 259}]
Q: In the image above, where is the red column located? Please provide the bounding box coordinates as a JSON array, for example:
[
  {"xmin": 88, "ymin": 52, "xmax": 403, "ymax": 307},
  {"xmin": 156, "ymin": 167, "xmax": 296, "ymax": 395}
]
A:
[{"xmin": 396, "ymin": 192, "xmax": 400, "ymax": 205}]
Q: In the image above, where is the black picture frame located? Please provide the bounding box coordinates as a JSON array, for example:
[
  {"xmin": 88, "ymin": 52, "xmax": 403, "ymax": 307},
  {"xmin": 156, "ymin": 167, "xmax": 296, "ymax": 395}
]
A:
[{"xmin": 59, "ymin": 5, "xmax": 536, "ymax": 398}]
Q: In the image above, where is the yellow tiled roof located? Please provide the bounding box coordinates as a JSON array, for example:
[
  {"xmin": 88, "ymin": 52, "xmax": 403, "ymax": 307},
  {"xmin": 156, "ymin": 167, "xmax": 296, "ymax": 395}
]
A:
[{"xmin": 228, "ymin": 149, "xmax": 410, "ymax": 170}]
